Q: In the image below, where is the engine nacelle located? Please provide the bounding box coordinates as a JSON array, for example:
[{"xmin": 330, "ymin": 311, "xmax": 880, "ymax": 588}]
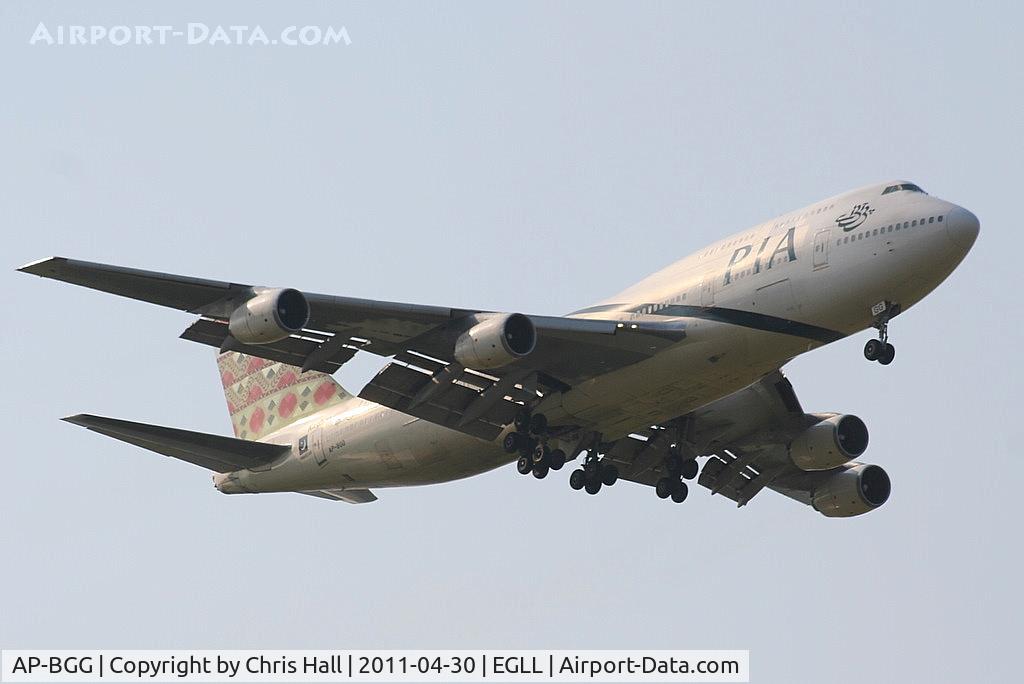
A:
[
  {"xmin": 789, "ymin": 414, "xmax": 869, "ymax": 471},
  {"xmin": 812, "ymin": 463, "xmax": 891, "ymax": 517},
  {"xmin": 453, "ymin": 313, "xmax": 536, "ymax": 369},
  {"xmin": 227, "ymin": 288, "xmax": 309, "ymax": 345}
]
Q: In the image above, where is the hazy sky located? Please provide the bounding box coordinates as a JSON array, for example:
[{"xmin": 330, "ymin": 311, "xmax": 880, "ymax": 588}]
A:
[{"xmin": 2, "ymin": 2, "xmax": 1021, "ymax": 682}]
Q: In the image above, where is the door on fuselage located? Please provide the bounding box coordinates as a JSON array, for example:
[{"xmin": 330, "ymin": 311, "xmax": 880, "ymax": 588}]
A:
[
  {"xmin": 813, "ymin": 229, "xmax": 831, "ymax": 269},
  {"xmin": 310, "ymin": 425, "xmax": 328, "ymax": 466},
  {"xmin": 700, "ymin": 274, "xmax": 715, "ymax": 307}
]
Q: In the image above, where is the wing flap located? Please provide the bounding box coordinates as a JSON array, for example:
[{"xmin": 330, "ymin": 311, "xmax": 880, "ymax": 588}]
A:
[
  {"xmin": 359, "ymin": 363, "xmax": 510, "ymax": 441},
  {"xmin": 63, "ymin": 414, "xmax": 290, "ymax": 472},
  {"xmin": 180, "ymin": 318, "xmax": 358, "ymax": 374}
]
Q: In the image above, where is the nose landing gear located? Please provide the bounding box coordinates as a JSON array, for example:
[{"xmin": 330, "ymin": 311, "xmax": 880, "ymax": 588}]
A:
[{"xmin": 864, "ymin": 302, "xmax": 899, "ymax": 365}]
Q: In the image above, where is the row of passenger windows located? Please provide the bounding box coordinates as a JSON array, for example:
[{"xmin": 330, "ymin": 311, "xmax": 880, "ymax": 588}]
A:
[
  {"xmin": 701, "ymin": 203, "xmax": 836, "ymax": 258},
  {"xmin": 835, "ymin": 214, "xmax": 943, "ymax": 246},
  {"xmin": 635, "ymin": 293, "xmax": 687, "ymax": 315},
  {"xmin": 729, "ymin": 253, "xmax": 794, "ymax": 281}
]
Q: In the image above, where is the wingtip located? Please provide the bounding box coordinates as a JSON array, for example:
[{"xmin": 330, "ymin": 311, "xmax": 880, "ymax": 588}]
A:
[
  {"xmin": 61, "ymin": 413, "xmax": 92, "ymax": 426},
  {"xmin": 17, "ymin": 256, "xmax": 64, "ymax": 274}
]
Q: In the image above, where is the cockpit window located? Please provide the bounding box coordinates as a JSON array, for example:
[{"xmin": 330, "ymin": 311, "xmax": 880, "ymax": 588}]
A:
[{"xmin": 882, "ymin": 183, "xmax": 926, "ymax": 195}]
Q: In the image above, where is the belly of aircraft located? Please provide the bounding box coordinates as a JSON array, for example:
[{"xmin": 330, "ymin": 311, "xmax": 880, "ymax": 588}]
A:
[{"xmin": 543, "ymin": 318, "xmax": 815, "ymax": 439}]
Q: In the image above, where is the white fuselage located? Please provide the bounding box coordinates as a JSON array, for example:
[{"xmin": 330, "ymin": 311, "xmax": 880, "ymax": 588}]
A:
[{"xmin": 216, "ymin": 182, "xmax": 978, "ymax": 495}]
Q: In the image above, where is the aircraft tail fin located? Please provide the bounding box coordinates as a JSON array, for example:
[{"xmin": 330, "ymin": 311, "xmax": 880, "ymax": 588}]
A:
[{"xmin": 216, "ymin": 351, "xmax": 349, "ymax": 440}]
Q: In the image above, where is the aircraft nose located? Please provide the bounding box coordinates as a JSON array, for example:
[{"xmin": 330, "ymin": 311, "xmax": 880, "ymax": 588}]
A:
[{"xmin": 945, "ymin": 207, "xmax": 980, "ymax": 252}]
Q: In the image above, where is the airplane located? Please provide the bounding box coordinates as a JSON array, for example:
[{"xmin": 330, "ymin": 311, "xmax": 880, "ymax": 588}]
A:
[{"xmin": 17, "ymin": 180, "xmax": 979, "ymax": 515}]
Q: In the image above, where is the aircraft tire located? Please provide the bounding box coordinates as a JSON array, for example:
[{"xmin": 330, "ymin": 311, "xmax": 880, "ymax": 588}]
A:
[
  {"xmin": 879, "ymin": 343, "xmax": 896, "ymax": 365},
  {"xmin": 600, "ymin": 463, "xmax": 619, "ymax": 486},
  {"xmin": 517, "ymin": 456, "xmax": 533, "ymax": 475},
  {"xmin": 503, "ymin": 432, "xmax": 520, "ymax": 454},
  {"xmin": 671, "ymin": 482, "xmax": 689, "ymax": 503},
  {"xmin": 548, "ymin": 449, "xmax": 566, "ymax": 470},
  {"xmin": 656, "ymin": 477, "xmax": 673, "ymax": 499},
  {"xmin": 569, "ymin": 469, "xmax": 586, "ymax": 490},
  {"xmin": 864, "ymin": 339, "xmax": 882, "ymax": 361},
  {"xmin": 680, "ymin": 459, "xmax": 699, "ymax": 480}
]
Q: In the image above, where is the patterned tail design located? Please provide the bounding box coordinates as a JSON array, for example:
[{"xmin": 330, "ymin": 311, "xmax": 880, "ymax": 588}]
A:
[{"xmin": 216, "ymin": 352, "xmax": 349, "ymax": 440}]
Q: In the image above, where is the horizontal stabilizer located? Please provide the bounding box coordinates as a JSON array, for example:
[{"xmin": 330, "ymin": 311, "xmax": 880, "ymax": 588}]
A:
[
  {"xmin": 300, "ymin": 488, "xmax": 378, "ymax": 504},
  {"xmin": 63, "ymin": 414, "xmax": 290, "ymax": 472}
]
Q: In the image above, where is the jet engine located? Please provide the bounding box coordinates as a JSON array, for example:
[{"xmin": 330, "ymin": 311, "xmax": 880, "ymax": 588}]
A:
[
  {"xmin": 789, "ymin": 414, "xmax": 869, "ymax": 471},
  {"xmin": 453, "ymin": 313, "xmax": 536, "ymax": 369},
  {"xmin": 228, "ymin": 288, "xmax": 310, "ymax": 344},
  {"xmin": 812, "ymin": 463, "xmax": 891, "ymax": 517}
]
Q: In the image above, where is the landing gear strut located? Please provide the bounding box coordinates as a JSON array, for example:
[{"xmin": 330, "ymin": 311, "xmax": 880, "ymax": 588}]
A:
[{"xmin": 864, "ymin": 303, "xmax": 898, "ymax": 365}]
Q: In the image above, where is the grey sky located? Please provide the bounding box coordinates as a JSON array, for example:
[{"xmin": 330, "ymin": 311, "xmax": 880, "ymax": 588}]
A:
[{"xmin": 2, "ymin": 2, "xmax": 1021, "ymax": 681}]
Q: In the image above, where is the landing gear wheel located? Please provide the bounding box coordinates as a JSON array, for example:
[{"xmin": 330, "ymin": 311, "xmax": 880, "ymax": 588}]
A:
[
  {"xmin": 670, "ymin": 482, "xmax": 689, "ymax": 503},
  {"xmin": 680, "ymin": 459, "xmax": 699, "ymax": 480},
  {"xmin": 569, "ymin": 469, "xmax": 586, "ymax": 490},
  {"xmin": 879, "ymin": 343, "xmax": 895, "ymax": 365},
  {"xmin": 513, "ymin": 410, "xmax": 531, "ymax": 433},
  {"xmin": 529, "ymin": 413, "xmax": 548, "ymax": 435},
  {"xmin": 516, "ymin": 456, "xmax": 533, "ymax": 475},
  {"xmin": 864, "ymin": 339, "xmax": 883, "ymax": 361},
  {"xmin": 502, "ymin": 432, "xmax": 521, "ymax": 454},
  {"xmin": 548, "ymin": 449, "xmax": 566, "ymax": 471},
  {"xmin": 533, "ymin": 443, "xmax": 551, "ymax": 467},
  {"xmin": 600, "ymin": 463, "xmax": 619, "ymax": 486},
  {"xmin": 532, "ymin": 463, "xmax": 549, "ymax": 479},
  {"xmin": 655, "ymin": 477, "xmax": 673, "ymax": 499},
  {"xmin": 584, "ymin": 478, "xmax": 602, "ymax": 495}
]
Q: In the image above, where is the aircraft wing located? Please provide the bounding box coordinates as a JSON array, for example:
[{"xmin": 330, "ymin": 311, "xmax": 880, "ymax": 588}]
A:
[
  {"xmin": 21, "ymin": 257, "xmax": 685, "ymax": 441},
  {"xmin": 64, "ymin": 414, "xmax": 290, "ymax": 472},
  {"xmin": 604, "ymin": 371, "xmax": 863, "ymax": 512}
]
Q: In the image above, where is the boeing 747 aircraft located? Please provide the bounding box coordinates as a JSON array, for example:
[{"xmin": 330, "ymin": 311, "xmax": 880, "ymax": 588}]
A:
[{"xmin": 18, "ymin": 181, "xmax": 979, "ymax": 515}]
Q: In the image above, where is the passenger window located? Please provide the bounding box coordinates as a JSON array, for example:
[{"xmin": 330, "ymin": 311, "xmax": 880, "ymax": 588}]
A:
[
  {"xmin": 912, "ymin": 220, "xmax": 917, "ymax": 227},
  {"xmin": 937, "ymin": 215, "xmax": 943, "ymax": 222},
  {"xmin": 873, "ymin": 229, "xmax": 878, "ymax": 236},
  {"xmin": 904, "ymin": 222, "xmax": 909, "ymax": 228},
  {"xmin": 928, "ymin": 216, "xmax": 934, "ymax": 223}
]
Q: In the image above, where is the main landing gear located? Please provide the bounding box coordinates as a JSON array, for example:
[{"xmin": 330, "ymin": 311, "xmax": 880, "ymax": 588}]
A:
[
  {"xmin": 655, "ymin": 446, "xmax": 698, "ymax": 504},
  {"xmin": 503, "ymin": 410, "xmax": 565, "ymax": 479},
  {"xmin": 568, "ymin": 446, "xmax": 619, "ymax": 495},
  {"xmin": 864, "ymin": 302, "xmax": 899, "ymax": 366}
]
